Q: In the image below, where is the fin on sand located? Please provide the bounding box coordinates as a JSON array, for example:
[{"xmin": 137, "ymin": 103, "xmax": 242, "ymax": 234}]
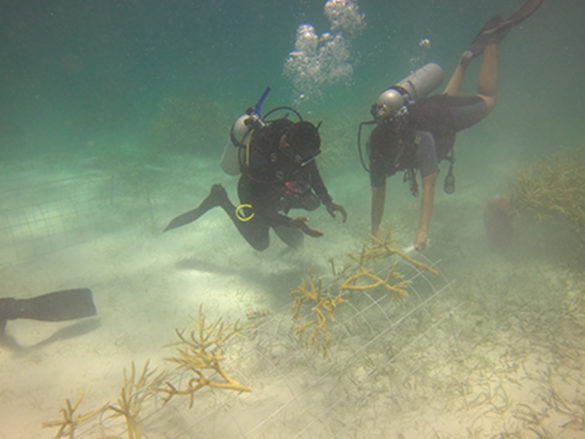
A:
[{"xmin": 0, "ymin": 289, "xmax": 97, "ymax": 336}]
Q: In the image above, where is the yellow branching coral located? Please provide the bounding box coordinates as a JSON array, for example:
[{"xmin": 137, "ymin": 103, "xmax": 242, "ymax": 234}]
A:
[
  {"xmin": 340, "ymin": 265, "xmax": 410, "ymax": 298},
  {"xmin": 108, "ymin": 361, "xmax": 167, "ymax": 439},
  {"xmin": 291, "ymin": 271, "xmax": 347, "ymax": 357},
  {"xmin": 156, "ymin": 306, "xmax": 251, "ymax": 408},
  {"xmin": 353, "ymin": 239, "xmax": 438, "ymax": 275},
  {"xmin": 291, "ymin": 236, "xmax": 438, "ymax": 356},
  {"xmin": 42, "ymin": 389, "xmax": 106, "ymax": 439}
]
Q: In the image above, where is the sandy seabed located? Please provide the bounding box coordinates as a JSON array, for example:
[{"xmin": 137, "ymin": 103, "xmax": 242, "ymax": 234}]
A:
[{"xmin": 1, "ymin": 154, "xmax": 585, "ymax": 439}]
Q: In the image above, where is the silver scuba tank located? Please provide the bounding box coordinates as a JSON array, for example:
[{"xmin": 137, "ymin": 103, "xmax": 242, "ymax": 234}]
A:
[
  {"xmin": 220, "ymin": 87, "xmax": 271, "ymax": 176},
  {"xmin": 220, "ymin": 114, "xmax": 253, "ymax": 175},
  {"xmin": 372, "ymin": 62, "xmax": 445, "ymax": 120}
]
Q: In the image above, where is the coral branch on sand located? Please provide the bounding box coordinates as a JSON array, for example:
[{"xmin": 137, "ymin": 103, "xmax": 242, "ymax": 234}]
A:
[
  {"xmin": 108, "ymin": 361, "xmax": 167, "ymax": 439},
  {"xmin": 350, "ymin": 238, "xmax": 438, "ymax": 275},
  {"xmin": 291, "ymin": 236, "xmax": 437, "ymax": 356},
  {"xmin": 156, "ymin": 306, "xmax": 251, "ymax": 408},
  {"xmin": 340, "ymin": 265, "xmax": 410, "ymax": 297},
  {"xmin": 42, "ymin": 389, "xmax": 106, "ymax": 439},
  {"xmin": 291, "ymin": 271, "xmax": 347, "ymax": 356}
]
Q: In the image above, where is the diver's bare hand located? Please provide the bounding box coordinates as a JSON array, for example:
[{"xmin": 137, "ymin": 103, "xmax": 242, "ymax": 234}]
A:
[
  {"xmin": 325, "ymin": 202, "xmax": 348, "ymax": 223},
  {"xmin": 290, "ymin": 217, "xmax": 324, "ymax": 237},
  {"xmin": 459, "ymin": 50, "xmax": 474, "ymax": 68},
  {"xmin": 414, "ymin": 228, "xmax": 428, "ymax": 251}
]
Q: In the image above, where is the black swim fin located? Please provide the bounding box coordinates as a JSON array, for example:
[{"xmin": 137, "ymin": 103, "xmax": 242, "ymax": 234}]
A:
[
  {"xmin": 508, "ymin": 0, "xmax": 546, "ymax": 26},
  {"xmin": 0, "ymin": 289, "xmax": 97, "ymax": 336},
  {"xmin": 164, "ymin": 206, "xmax": 207, "ymax": 232},
  {"xmin": 467, "ymin": 0, "xmax": 545, "ymax": 57},
  {"xmin": 164, "ymin": 184, "xmax": 228, "ymax": 232}
]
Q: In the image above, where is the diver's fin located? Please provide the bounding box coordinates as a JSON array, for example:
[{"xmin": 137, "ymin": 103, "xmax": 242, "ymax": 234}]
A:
[
  {"xmin": 0, "ymin": 289, "xmax": 97, "ymax": 335},
  {"xmin": 466, "ymin": 0, "xmax": 545, "ymax": 58},
  {"xmin": 508, "ymin": 0, "xmax": 545, "ymax": 26},
  {"xmin": 164, "ymin": 206, "xmax": 207, "ymax": 232},
  {"xmin": 164, "ymin": 184, "xmax": 228, "ymax": 232}
]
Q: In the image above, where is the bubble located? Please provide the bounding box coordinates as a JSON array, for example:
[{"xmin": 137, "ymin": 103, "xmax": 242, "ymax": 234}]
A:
[
  {"xmin": 295, "ymin": 24, "xmax": 319, "ymax": 54},
  {"xmin": 283, "ymin": 1, "xmax": 365, "ymax": 104},
  {"xmin": 323, "ymin": 0, "xmax": 366, "ymax": 37}
]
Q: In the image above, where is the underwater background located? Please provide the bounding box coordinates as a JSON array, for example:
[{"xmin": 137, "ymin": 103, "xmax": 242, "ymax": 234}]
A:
[
  {"xmin": 1, "ymin": 1, "xmax": 585, "ymax": 438},
  {"xmin": 2, "ymin": 0, "xmax": 583, "ymax": 165}
]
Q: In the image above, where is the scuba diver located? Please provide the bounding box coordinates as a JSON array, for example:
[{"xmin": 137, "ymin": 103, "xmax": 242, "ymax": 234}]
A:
[
  {"xmin": 164, "ymin": 88, "xmax": 347, "ymax": 251},
  {"xmin": 358, "ymin": 0, "xmax": 544, "ymax": 251}
]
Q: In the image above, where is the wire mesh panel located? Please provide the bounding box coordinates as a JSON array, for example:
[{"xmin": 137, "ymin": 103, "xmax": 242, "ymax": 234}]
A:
[
  {"xmin": 0, "ymin": 167, "xmax": 162, "ymax": 272},
  {"xmin": 0, "ymin": 171, "xmax": 106, "ymax": 270},
  {"xmin": 66, "ymin": 249, "xmax": 459, "ymax": 439}
]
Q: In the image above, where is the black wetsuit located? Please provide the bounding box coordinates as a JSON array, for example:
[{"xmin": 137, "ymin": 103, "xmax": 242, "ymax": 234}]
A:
[
  {"xmin": 235, "ymin": 118, "xmax": 332, "ymax": 250},
  {"xmin": 369, "ymin": 95, "xmax": 488, "ymax": 188}
]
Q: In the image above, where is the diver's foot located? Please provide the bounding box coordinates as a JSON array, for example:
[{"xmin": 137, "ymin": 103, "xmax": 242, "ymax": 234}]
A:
[
  {"xmin": 200, "ymin": 184, "xmax": 229, "ymax": 210},
  {"xmin": 467, "ymin": 0, "xmax": 544, "ymax": 60},
  {"xmin": 467, "ymin": 16, "xmax": 509, "ymax": 58},
  {"xmin": 458, "ymin": 50, "xmax": 474, "ymax": 68},
  {"xmin": 163, "ymin": 184, "xmax": 229, "ymax": 232}
]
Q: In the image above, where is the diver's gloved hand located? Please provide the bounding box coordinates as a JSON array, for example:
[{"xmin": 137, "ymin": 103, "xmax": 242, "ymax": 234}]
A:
[
  {"xmin": 289, "ymin": 216, "xmax": 324, "ymax": 238},
  {"xmin": 325, "ymin": 201, "xmax": 348, "ymax": 223}
]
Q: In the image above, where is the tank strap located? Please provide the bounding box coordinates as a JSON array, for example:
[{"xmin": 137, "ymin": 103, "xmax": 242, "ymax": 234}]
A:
[{"xmin": 245, "ymin": 129, "xmax": 255, "ymax": 167}]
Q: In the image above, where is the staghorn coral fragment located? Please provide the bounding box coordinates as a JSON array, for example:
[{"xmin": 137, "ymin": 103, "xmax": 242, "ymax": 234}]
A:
[
  {"xmin": 42, "ymin": 388, "xmax": 107, "ymax": 439},
  {"xmin": 290, "ymin": 236, "xmax": 438, "ymax": 356},
  {"xmin": 340, "ymin": 265, "xmax": 410, "ymax": 298},
  {"xmin": 291, "ymin": 270, "xmax": 347, "ymax": 356},
  {"xmin": 107, "ymin": 361, "xmax": 167, "ymax": 439},
  {"xmin": 156, "ymin": 306, "xmax": 251, "ymax": 408}
]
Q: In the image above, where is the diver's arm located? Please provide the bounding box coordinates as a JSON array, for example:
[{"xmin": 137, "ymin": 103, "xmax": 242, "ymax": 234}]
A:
[
  {"xmin": 415, "ymin": 172, "xmax": 437, "ymax": 251},
  {"xmin": 305, "ymin": 162, "xmax": 332, "ymax": 205},
  {"xmin": 371, "ymin": 184, "xmax": 386, "ymax": 239},
  {"xmin": 289, "ymin": 216, "xmax": 323, "ymax": 237},
  {"xmin": 306, "ymin": 162, "xmax": 347, "ymax": 222},
  {"xmin": 258, "ymin": 202, "xmax": 324, "ymax": 237}
]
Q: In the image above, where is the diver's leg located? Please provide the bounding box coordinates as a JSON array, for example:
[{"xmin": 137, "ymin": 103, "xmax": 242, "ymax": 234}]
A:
[
  {"xmin": 217, "ymin": 196, "xmax": 271, "ymax": 251},
  {"xmin": 273, "ymin": 224, "xmax": 304, "ymax": 248},
  {"xmin": 444, "ymin": 44, "xmax": 498, "ymax": 131},
  {"xmin": 191, "ymin": 184, "xmax": 268, "ymax": 251},
  {"xmin": 476, "ymin": 43, "xmax": 498, "ymax": 112},
  {"xmin": 443, "ymin": 58, "xmax": 469, "ymax": 97}
]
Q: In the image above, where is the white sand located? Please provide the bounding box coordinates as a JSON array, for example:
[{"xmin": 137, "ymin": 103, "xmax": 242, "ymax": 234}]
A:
[{"xmin": 1, "ymin": 152, "xmax": 585, "ymax": 439}]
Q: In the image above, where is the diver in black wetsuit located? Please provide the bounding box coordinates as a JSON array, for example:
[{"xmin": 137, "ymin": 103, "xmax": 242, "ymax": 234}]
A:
[
  {"xmin": 363, "ymin": 0, "xmax": 544, "ymax": 251},
  {"xmin": 165, "ymin": 118, "xmax": 347, "ymax": 252}
]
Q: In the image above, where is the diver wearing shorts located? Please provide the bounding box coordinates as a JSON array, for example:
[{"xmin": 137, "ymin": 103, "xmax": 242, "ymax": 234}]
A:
[{"xmin": 366, "ymin": 0, "xmax": 545, "ymax": 251}]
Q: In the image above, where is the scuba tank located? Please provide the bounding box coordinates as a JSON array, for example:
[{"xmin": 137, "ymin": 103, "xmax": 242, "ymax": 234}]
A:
[
  {"xmin": 220, "ymin": 87, "xmax": 271, "ymax": 175},
  {"xmin": 371, "ymin": 63, "xmax": 445, "ymax": 121}
]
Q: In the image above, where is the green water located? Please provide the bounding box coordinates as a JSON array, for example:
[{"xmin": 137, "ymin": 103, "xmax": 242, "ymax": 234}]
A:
[
  {"xmin": 2, "ymin": 0, "xmax": 582, "ymax": 164},
  {"xmin": 1, "ymin": 1, "xmax": 585, "ymax": 438}
]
